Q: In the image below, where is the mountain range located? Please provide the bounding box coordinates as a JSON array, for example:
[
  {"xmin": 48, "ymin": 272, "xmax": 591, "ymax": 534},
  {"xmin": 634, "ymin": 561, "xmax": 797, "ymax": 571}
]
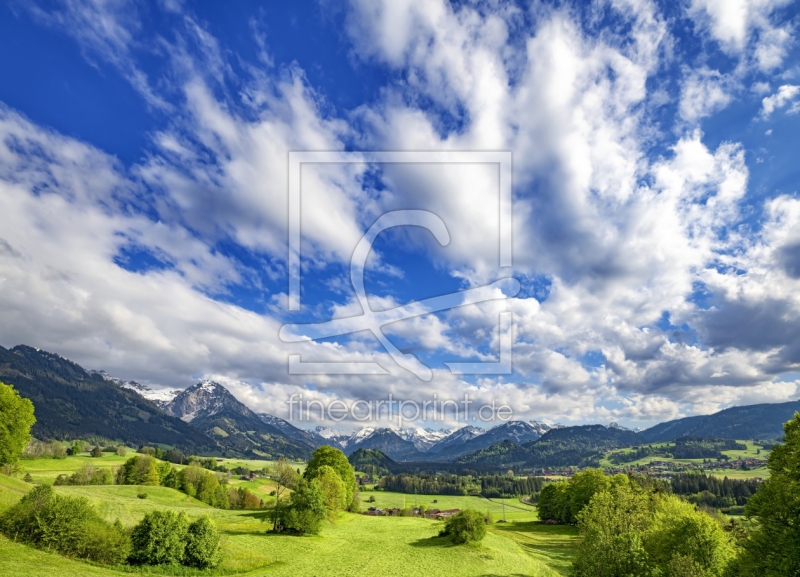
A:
[{"xmin": 3, "ymin": 344, "xmax": 798, "ymax": 466}]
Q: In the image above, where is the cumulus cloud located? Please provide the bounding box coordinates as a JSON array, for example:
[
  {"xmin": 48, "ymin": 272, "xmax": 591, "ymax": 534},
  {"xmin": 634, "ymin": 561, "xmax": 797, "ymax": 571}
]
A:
[{"xmin": 1, "ymin": 0, "xmax": 799, "ymax": 429}]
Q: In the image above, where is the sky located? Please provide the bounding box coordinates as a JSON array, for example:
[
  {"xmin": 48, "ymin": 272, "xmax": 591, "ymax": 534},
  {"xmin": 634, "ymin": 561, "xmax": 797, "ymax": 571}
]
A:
[{"xmin": 1, "ymin": 0, "xmax": 800, "ymax": 431}]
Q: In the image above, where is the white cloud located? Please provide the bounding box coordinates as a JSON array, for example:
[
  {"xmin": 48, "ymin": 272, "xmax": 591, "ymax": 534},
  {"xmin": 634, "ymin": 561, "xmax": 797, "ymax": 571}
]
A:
[
  {"xmin": 687, "ymin": 0, "xmax": 795, "ymax": 70},
  {"xmin": 760, "ymin": 84, "xmax": 800, "ymax": 117},
  {"xmin": 679, "ymin": 68, "xmax": 734, "ymax": 123},
  {"xmin": 2, "ymin": 0, "xmax": 800, "ymax": 429}
]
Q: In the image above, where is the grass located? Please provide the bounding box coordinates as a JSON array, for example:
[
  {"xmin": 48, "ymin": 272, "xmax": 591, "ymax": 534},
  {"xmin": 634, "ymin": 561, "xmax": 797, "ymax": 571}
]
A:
[
  {"xmin": 491, "ymin": 521, "xmax": 579, "ymax": 576},
  {"xmin": 0, "ymin": 473, "xmax": 33, "ymax": 509},
  {"xmin": 1, "ymin": 475, "xmax": 577, "ymax": 576},
  {"xmin": 598, "ymin": 440, "xmax": 772, "ymax": 476},
  {"xmin": 18, "ymin": 453, "xmax": 134, "ymax": 483},
  {"xmin": 362, "ymin": 490, "xmax": 539, "ymax": 522}
]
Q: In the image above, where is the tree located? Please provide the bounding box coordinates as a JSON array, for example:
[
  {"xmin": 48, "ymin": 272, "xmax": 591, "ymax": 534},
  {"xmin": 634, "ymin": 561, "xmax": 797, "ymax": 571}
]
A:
[
  {"xmin": 537, "ymin": 481, "xmax": 569, "ymax": 522},
  {"xmin": 0, "ymin": 381, "xmax": 36, "ymax": 466},
  {"xmin": 441, "ymin": 509, "xmax": 487, "ymax": 544},
  {"xmin": 304, "ymin": 446, "xmax": 357, "ymax": 510},
  {"xmin": 283, "ymin": 478, "xmax": 327, "ymax": 535},
  {"xmin": 91, "ymin": 445, "xmax": 103, "ymax": 458},
  {"xmin": 184, "ymin": 516, "xmax": 222, "ymax": 569},
  {"xmin": 645, "ymin": 495, "xmax": 735, "ymax": 576},
  {"xmin": 115, "ymin": 445, "xmax": 127, "ymax": 456},
  {"xmin": 316, "ymin": 464, "xmax": 347, "ymax": 521},
  {"xmin": 270, "ymin": 457, "xmax": 298, "ymax": 531},
  {"xmin": 572, "ymin": 480, "xmax": 655, "ymax": 577},
  {"xmin": 129, "ymin": 510, "xmax": 189, "ymax": 565},
  {"xmin": 736, "ymin": 413, "xmax": 800, "ymax": 576},
  {"xmin": 572, "ymin": 479, "xmax": 736, "ymax": 577}
]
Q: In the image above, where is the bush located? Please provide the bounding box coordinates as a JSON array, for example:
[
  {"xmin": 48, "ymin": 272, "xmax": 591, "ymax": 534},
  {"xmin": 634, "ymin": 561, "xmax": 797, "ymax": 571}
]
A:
[
  {"xmin": 54, "ymin": 463, "xmax": 113, "ymax": 486},
  {"xmin": 116, "ymin": 445, "xmax": 127, "ymax": 456},
  {"xmin": 184, "ymin": 516, "xmax": 222, "ymax": 569},
  {"xmin": 0, "ymin": 483, "xmax": 130, "ymax": 565},
  {"xmin": 441, "ymin": 509, "xmax": 487, "ymax": 544},
  {"xmin": 137, "ymin": 493, "xmax": 148, "ymax": 499},
  {"xmin": 129, "ymin": 510, "xmax": 189, "ymax": 565}
]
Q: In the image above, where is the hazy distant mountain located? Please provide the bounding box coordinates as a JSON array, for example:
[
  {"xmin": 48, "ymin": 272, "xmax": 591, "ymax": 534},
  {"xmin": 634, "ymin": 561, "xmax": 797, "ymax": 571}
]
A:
[
  {"xmin": 0, "ymin": 345, "xmax": 220, "ymax": 454},
  {"xmin": 165, "ymin": 381, "xmax": 313, "ymax": 459},
  {"xmin": 89, "ymin": 370, "xmax": 182, "ymax": 408},
  {"xmin": 640, "ymin": 400, "xmax": 800, "ymax": 442}
]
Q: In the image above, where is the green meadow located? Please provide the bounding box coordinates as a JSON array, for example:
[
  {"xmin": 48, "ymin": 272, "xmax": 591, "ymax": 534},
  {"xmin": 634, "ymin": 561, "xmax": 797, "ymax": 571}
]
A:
[
  {"xmin": 598, "ymin": 440, "xmax": 771, "ymax": 479},
  {"xmin": 0, "ymin": 457, "xmax": 579, "ymax": 577}
]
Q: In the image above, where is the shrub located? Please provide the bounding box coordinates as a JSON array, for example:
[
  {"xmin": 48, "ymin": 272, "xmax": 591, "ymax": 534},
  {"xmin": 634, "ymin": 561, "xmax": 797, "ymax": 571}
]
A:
[
  {"xmin": 23, "ymin": 473, "xmax": 33, "ymax": 483},
  {"xmin": 137, "ymin": 493, "xmax": 148, "ymax": 499},
  {"xmin": 441, "ymin": 509, "xmax": 487, "ymax": 544},
  {"xmin": 22, "ymin": 440, "xmax": 67, "ymax": 460},
  {"xmin": 54, "ymin": 463, "xmax": 113, "ymax": 486},
  {"xmin": 0, "ymin": 483, "xmax": 130, "ymax": 564},
  {"xmin": 184, "ymin": 516, "xmax": 222, "ymax": 569},
  {"xmin": 129, "ymin": 510, "xmax": 189, "ymax": 565}
]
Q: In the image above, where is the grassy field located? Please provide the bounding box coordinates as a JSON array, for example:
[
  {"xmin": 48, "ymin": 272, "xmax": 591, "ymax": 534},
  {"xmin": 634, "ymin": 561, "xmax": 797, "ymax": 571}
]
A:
[
  {"xmin": 0, "ymin": 472, "xmax": 577, "ymax": 577},
  {"xmin": 598, "ymin": 440, "xmax": 771, "ymax": 479},
  {"xmin": 364, "ymin": 490, "xmax": 540, "ymax": 522}
]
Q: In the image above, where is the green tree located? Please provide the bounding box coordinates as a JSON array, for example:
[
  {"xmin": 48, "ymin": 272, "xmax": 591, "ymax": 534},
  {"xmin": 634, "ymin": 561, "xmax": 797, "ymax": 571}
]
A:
[
  {"xmin": 645, "ymin": 495, "xmax": 736, "ymax": 577},
  {"xmin": 184, "ymin": 516, "xmax": 222, "ymax": 569},
  {"xmin": 736, "ymin": 413, "xmax": 800, "ymax": 576},
  {"xmin": 442, "ymin": 509, "xmax": 487, "ymax": 544},
  {"xmin": 567, "ymin": 468, "xmax": 612, "ymax": 523},
  {"xmin": 316, "ymin": 464, "xmax": 346, "ymax": 521},
  {"xmin": 0, "ymin": 381, "xmax": 36, "ymax": 466},
  {"xmin": 537, "ymin": 481, "xmax": 569, "ymax": 522},
  {"xmin": 304, "ymin": 446, "xmax": 357, "ymax": 510},
  {"xmin": 129, "ymin": 510, "xmax": 189, "ymax": 565},
  {"xmin": 572, "ymin": 480, "xmax": 655, "ymax": 577},
  {"xmin": 283, "ymin": 478, "xmax": 327, "ymax": 535},
  {"xmin": 90, "ymin": 445, "xmax": 103, "ymax": 458},
  {"xmin": 270, "ymin": 457, "xmax": 298, "ymax": 531}
]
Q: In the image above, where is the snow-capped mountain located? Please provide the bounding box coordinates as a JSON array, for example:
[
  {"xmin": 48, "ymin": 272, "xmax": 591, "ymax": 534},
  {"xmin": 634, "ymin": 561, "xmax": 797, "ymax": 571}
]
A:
[
  {"xmin": 396, "ymin": 426, "xmax": 456, "ymax": 451},
  {"xmin": 165, "ymin": 380, "xmax": 233, "ymax": 422},
  {"xmin": 343, "ymin": 427, "xmax": 418, "ymax": 460},
  {"xmin": 427, "ymin": 425, "xmax": 486, "ymax": 454},
  {"xmin": 90, "ymin": 370, "xmax": 182, "ymax": 408},
  {"xmin": 165, "ymin": 380, "xmax": 313, "ymax": 459},
  {"xmin": 425, "ymin": 421, "xmax": 550, "ymax": 461}
]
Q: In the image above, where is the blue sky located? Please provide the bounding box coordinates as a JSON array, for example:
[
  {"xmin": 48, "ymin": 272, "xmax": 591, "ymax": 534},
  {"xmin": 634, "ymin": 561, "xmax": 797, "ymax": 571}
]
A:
[{"xmin": 1, "ymin": 0, "xmax": 800, "ymax": 431}]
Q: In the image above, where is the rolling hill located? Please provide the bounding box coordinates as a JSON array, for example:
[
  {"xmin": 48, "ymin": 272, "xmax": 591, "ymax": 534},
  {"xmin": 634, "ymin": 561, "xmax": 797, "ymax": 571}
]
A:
[
  {"xmin": 640, "ymin": 400, "xmax": 800, "ymax": 442},
  {"xmin": 458, "ymin": 424, "xmax": 643, "ymax": 468}
]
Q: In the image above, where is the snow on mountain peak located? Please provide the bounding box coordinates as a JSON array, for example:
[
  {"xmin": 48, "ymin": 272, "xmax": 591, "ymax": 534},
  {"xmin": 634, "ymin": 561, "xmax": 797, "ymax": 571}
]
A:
[{"xmin": 90, "ymin": 369, "xmax": 182, "ymax": 406}]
